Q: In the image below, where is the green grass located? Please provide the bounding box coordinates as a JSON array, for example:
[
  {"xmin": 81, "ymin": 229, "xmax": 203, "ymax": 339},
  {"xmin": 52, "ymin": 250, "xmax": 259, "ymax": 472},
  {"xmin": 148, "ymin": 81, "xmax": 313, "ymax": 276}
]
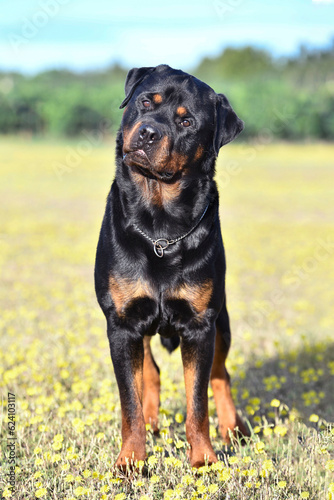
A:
[{"xmin": 0, "ymin": 138, "xmax": 334, "ymax": 499}]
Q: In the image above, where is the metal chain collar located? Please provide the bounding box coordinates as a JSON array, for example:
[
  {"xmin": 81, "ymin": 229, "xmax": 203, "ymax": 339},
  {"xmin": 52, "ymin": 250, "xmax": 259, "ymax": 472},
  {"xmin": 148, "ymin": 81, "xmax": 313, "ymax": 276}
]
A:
[{"xmin": 132, "ymin": 204, "xmax": 209, "ymax": 258}]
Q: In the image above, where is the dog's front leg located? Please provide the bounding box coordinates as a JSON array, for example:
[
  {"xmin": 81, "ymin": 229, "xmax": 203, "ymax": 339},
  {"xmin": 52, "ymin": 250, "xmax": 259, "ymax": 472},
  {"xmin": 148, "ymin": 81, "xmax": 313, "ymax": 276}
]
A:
[
  {"xmin": 181, "ymin": 326, "xmax": 217, "ymax": 468},
  {"xmin": 107, "ymin": 323, "xmax": 146, "ymax": 471}
]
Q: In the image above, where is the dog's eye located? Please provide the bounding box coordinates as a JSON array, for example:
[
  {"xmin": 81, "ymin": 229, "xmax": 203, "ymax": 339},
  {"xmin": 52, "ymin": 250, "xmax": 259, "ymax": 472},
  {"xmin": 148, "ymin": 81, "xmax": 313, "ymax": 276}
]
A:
[
  {"xmin": 181, "ymin": 119, "xmax": 191, "ymax": 128},
  {"xmin": 142, "ymin": 100, "xmax": 151, "ymax": 109}
]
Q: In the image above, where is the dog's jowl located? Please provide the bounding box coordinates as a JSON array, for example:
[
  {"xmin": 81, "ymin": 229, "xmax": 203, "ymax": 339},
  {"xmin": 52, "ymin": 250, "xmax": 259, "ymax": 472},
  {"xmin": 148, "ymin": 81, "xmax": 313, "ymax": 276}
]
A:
[{"xmin": 95, "ymin": 64, "xmax": 249, "ymax": 470}]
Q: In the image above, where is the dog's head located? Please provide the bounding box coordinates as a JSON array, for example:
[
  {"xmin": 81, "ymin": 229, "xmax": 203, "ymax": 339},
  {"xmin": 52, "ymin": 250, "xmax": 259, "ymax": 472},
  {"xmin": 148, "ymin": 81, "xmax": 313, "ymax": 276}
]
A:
[{"xmin": 119, "ymin": 64, "xmax": 243, "ymax": 181}]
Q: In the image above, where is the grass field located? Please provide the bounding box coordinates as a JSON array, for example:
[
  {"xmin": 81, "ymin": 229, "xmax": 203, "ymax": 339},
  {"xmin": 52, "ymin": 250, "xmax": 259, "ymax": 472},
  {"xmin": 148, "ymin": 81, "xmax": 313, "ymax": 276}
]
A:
[{"xmin": 0, "ymin": 138, "xmax": 333, "ymax": 500}]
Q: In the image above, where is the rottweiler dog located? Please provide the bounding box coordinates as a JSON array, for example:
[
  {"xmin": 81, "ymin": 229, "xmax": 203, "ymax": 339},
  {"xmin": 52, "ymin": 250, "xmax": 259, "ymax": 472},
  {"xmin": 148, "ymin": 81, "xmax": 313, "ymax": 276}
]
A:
[{"xmin": 95, "ymin": 64, "xmax": 249, "ymax": 470}]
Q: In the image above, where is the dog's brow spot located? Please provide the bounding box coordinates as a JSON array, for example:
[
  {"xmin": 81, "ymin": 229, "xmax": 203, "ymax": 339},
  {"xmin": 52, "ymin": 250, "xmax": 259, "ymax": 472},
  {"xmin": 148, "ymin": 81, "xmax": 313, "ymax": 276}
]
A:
[
  {"xmin": 177, "ymin": 106, "xmax": 187, "ymax": 116},
  {"xmin": 153, "ymin": 94, "xmax": 163, "ymax": 104}
]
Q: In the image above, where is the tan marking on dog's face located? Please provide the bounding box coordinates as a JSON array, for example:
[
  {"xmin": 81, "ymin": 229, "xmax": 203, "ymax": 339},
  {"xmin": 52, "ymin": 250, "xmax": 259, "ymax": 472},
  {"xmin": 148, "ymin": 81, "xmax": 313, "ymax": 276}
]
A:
[
  {"xmin": 122, "ymin": 121, "xmax": 142, "ymax": 153},
  {"xmin": 168, "ymin": 280, "xmax": 213, "ymax": 315},
  {"xmin": 177, "ymin": 106, "xmax": 187, "ymax": 116},
  {"xmin": 109, "ymin": 275, "xmax": 153, "ymax": 316},
  {"xmin": 168, "ymin": 151, "xmax": 188, "ymax": 174},
  {"xmin": 151, "ymin": 135, "xmax": 170, "ymax": 165},
  {"xmin": 153, "ymin": 94, "xmax": 163, "ymax": 104},
  {"xmin": 128, "ymin": 134, "xmax": 183, "ymax": 207},
  {"xmin": 194, "ymin": 145, "xmax": 204, "ymax": 161},
  {"xmin": 131, "ymin": 169, "xmax": 182, "ymax": 207}
]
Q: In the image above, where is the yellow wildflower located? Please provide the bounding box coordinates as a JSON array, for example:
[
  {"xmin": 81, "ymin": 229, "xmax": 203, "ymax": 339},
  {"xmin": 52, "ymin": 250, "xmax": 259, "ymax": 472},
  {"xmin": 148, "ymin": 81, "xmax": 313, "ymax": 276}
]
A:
[
  {"xmin": 53, "ymin": 433, "xmax": 64, "ymax": 442},
  {"xmin": 262, "ymin": 459, "xmax": 274, "ymax": 472},
  {"xmin": 35, "ymin": 488, "xmax": 47, "ymax": 498},
  {"xmin": 255, "ymin": 441, "xmax": 265, "ymax": 453},
  {"xmin": 175, "ymin": 413, "xmax": 184, "ymax": 423},
  {"xmin": 182, "ymin": 474, "xmax": 194, "ymax": 485},
  {"xmin": 147, "ymin": 455, "xmax": 158, "ymax": 466},
  {"xmin": 277, "ymin": 480, "xmax": 287, "ymax": 488},
  {"xmin": 274, "ymin": 425, "xmax": 288, "ymax": 437},
  {"xmin": 208, "ymin": 484, "xmax": 219, "ymax": 494},
  {"xmin": 51, "ymin": 454, "xmax": 62, "ymax": 463},
  {"xmin": 326, "ymin": 460, "xmax": 334, "ymax": 472},
  {"xmin": 164, "ymin": 490, "xmax": 177, "ymax": 500},
  {"xmin": 218, "ymin": 468, "xmax": 232, "ymax": 481},
  {"xmin": 52, "ymin": 442, "xmax": 62, "ymax": 450},
  {"xmin": 73, "ymin": 486, "xmax": 86, "ymax": 497},
  {"xmin": 154, "ymin": 445, "xmax": 163, "ymax": 453}
]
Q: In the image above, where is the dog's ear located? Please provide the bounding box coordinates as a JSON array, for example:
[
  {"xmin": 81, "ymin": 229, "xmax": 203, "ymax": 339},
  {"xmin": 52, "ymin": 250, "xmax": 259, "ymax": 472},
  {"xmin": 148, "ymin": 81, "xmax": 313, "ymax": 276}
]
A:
[
  {"xmin": 119, "ymin": 67, "xmax": 156, "ymax": 109},
  {"xmin": 213, "ymin": 93, "xmax": 244, "ymax": 156}
]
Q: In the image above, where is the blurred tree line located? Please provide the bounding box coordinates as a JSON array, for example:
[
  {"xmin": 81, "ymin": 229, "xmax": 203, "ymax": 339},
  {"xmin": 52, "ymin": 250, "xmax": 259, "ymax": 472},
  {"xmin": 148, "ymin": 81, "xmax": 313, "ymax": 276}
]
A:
[{"xmin": 0, "ymin": 42, "xmax": 333, "ymax": 140}]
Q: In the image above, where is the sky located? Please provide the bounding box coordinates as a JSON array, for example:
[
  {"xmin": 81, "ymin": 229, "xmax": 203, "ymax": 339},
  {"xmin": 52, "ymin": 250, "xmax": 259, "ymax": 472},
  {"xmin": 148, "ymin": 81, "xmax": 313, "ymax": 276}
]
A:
[{"xmin": 0, "ymin": 0, "xmax": 334, "ymax": 74}]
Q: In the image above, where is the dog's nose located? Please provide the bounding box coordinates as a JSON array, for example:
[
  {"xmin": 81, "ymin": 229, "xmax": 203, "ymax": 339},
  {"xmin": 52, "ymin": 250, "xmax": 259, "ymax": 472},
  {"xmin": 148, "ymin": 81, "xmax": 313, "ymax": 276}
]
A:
[{"xmin": 138, "ymin": 124, "xmax": 162, "ymax": 144}]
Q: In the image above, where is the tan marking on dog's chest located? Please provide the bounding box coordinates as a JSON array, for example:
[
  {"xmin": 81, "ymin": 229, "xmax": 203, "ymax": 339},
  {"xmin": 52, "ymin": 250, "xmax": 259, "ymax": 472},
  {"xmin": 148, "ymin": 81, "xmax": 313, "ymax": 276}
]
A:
[
  {"xmin": 109, "ymin": 275, "xmax": 154, "ymax": 316},
  {"xmin": 167, "ymin": 280, "xmax": 213, "ymax": 314}
]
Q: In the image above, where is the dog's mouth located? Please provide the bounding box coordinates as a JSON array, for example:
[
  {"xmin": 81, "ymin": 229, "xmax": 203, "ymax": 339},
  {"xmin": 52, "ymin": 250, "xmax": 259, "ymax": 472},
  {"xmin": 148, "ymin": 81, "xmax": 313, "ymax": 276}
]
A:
[{"xmin": 123, "ymin": 150, "xmax": 175, "ymax": 181}]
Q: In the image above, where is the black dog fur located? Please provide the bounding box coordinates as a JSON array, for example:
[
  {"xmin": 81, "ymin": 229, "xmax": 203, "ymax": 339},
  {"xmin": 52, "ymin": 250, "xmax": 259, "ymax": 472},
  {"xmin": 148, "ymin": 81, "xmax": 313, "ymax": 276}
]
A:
[{"xmin": 94, "ymin": 64, "xmax": 249, "ymax": 470}]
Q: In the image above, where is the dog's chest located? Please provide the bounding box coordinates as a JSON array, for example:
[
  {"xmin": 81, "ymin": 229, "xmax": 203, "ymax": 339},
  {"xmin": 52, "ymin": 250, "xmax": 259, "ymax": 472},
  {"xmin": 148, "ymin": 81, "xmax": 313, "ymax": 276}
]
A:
[{"xmin": 108, "ymin": 274, "xmax": 213, "ymax": 321}]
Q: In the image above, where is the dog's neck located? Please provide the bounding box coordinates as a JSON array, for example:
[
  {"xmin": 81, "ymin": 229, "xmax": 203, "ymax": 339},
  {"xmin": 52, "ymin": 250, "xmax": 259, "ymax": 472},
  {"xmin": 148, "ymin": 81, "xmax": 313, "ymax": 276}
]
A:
[
  {"xmin": 116, "ymin": 170, "xmax": 215, "ymax": 240},
  {"xmin": 113, "ymin": 134, "xmax": 218, "ymax": 239}
]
